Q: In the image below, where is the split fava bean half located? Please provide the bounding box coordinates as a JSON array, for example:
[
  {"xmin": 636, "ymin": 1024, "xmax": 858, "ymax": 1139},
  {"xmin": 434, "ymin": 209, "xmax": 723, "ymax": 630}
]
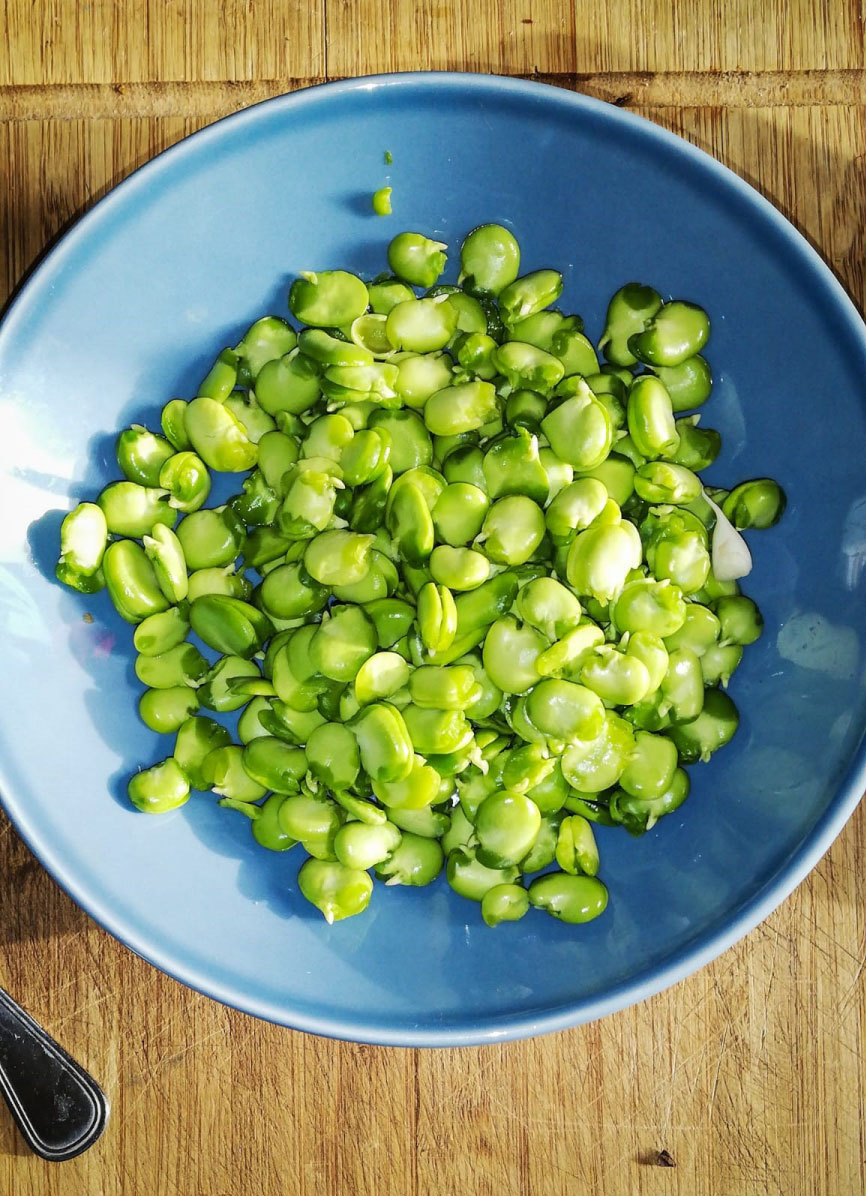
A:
[{"xmin": 57, "ymin": 223, "xmax": 783, "ymax": 931}]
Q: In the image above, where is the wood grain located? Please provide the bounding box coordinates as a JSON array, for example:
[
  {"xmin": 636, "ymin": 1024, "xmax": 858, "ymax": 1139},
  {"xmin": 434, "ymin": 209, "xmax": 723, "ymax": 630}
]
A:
[
  {"xmin": 323, "ymin": 0, "xmax": 864, "ymax": 74},
  {"xmin": 2, "ymin": 0, "xmax": 862, "ymax": 86},
  {"xmin": 1, "ymin": 3, "xmax": 865, "ymax": 1194},
  {"xmin": 5, "ymin": 71, "xmax": 866, "ymax": 123}
]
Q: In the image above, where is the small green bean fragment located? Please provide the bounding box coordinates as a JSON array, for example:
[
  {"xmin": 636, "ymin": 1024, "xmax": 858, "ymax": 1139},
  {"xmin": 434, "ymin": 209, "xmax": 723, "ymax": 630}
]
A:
[{"xmin": 372, "ymin": 186, "xmax": 393, "ymax": 216}]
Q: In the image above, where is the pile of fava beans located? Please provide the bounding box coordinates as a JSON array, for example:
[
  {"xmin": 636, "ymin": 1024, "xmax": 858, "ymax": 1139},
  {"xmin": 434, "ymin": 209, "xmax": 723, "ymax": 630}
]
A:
[{"xmin": 56, "ymin": 225, "xmax": 785, "ymax": 927}]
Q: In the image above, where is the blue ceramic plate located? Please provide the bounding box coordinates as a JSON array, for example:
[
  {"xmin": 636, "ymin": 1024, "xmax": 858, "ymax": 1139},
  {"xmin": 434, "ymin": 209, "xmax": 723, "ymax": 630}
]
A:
[{"xmin": 1, "ymin": 74, "xmax": 865, "ymax": 1046}]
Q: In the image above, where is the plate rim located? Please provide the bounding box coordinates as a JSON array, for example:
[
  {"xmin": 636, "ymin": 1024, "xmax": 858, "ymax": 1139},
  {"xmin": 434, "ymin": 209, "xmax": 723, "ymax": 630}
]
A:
[{"xmin": 1, "ymin": 70, "xmax": 865, "ymax": 1047}]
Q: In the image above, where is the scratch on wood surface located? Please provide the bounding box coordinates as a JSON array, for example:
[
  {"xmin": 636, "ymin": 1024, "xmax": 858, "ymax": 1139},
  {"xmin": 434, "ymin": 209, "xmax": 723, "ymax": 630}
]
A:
[
  {"xmin": 758, "ymin": 925, "xmax": 781, "ymax": 1057},
  {"xmin": 839, "ymin": 944, "xmax": 866, "ymax": 1016},
  {"xmin": 661, "ymin": 986, "xmax": 687, "ymax": 1136},
  {"xmin": 51, "ymin": 987, "xmax": 118, "ymax": 1030},
  {"xmin": 119, "ymin": 1026, "xmax": 228, "ymax": 1129},
  {"xmin": 153, "ymin": 1026, "xmax": 227, "ymax": 1071},
  {"xmin": 814, "ymin": 919, "xmax": 864, "ymax": 966},
  {"xmin": 707, "ymin": 1028, "xmax": 730, "ymax": 1122}
]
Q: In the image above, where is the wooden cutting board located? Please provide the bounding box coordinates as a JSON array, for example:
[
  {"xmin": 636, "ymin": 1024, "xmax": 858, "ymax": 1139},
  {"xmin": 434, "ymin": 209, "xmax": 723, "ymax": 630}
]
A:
[{"xmin": 1, "ymin": 3, "xmax": 864, "ymax": 1193}]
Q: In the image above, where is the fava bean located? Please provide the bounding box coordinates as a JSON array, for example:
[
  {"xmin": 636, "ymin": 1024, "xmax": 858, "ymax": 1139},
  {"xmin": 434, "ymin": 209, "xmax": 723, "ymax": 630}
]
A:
[
  {"xmin": 290, "ymin": 270, "xmax": 368, "ymax": 327},
  {"xmin": 722, "ymin": 478, "xmax": 786, "ymax": 530},
  {"xmin": 56, "ymin": 502, "xmax": 107, "ymax": 593},
  {"xmin": 460, "ymin": 224, "xmax": 520, "ymax": 295},
  {"xmin": 184, "ymin": 396, "xmax": 258, "ymax": 472},
  {"xmin": 173, "ymin": 716, "xmax": 233, "ymax": 789},
  {"xmin": 528, "ymin": 873, "xmax": 608, "ymax": 923},
  {"xmin": 297, "ymin": 858, "xmax": 373, "ymax": 923},
  {"xmin": 629, "ymin": 300, "xmax": 710, "ymax": 367},
  {"xmin": 103, "ymin": 540, "xmax": 170, "ymax": 623},
  {"xmin": 98, "ymin": 481, "xmax": 176, "ymax": 539},
  {"xmin": 388, "ymin": 232, "xmax": 447, "ymax": 288},
  {"xmin": 128, "ymin": 758, "xmax": 190, "ymax": 814},
  {"xmin": 598, "ymin": 283, "xmax": 663, "ymax": 368},
  {"xmin": 117, "ymin": 425, "xmax": 175, "ymax": 487}
]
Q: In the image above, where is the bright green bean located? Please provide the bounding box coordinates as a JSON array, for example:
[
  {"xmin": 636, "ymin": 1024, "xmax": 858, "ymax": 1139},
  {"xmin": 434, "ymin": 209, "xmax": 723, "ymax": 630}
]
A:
[{"xmin": 128, "ymin": 758, "xmax": 190, "ymax": 814}]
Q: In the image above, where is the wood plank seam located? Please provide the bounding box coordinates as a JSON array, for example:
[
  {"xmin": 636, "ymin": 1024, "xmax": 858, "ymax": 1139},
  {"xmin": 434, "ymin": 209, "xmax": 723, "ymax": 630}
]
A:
[{"xmin": 1, "ymin": 70, "xmax": 865, "ymax": 121}]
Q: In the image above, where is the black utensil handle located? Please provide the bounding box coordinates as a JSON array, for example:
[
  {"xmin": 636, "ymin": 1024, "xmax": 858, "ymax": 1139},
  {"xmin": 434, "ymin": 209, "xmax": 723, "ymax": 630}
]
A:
[{"xmin": 0, "ymin": 986, "xmax": 108, "ymax": 1161}]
